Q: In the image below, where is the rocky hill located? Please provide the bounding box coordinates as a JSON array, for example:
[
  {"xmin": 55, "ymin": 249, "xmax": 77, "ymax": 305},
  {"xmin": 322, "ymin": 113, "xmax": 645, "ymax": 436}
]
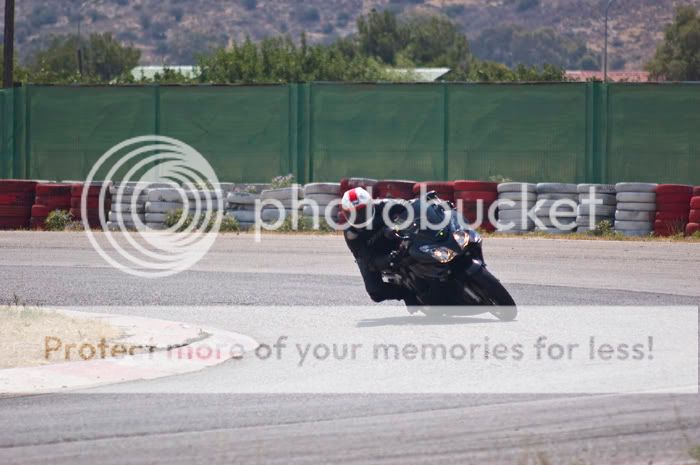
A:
[{"xmin": 4, "ymin": 0, "xmax": 699, "ymax": 69}]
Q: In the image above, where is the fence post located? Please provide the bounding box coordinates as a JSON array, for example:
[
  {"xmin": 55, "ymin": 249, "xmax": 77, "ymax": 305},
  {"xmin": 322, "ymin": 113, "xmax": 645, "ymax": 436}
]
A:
[
  {"xmin": 600, "ymin": 82, "xmax": 609, "ymax": 184},
  {"xmin": 295, "ymin": 83, "xmax": 306, "ymax": 185}
]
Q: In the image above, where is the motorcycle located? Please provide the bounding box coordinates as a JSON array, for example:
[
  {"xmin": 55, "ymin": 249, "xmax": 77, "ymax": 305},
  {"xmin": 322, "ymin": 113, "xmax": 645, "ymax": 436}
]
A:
[{"xmin": 382, "ymin": 193, "xmax": 517, "ymax": 321}]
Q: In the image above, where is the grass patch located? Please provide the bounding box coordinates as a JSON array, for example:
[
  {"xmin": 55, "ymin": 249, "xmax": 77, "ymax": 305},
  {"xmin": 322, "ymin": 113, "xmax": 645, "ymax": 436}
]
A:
[
  {"xmin": 44, "ymin": 209, "xmax": 73, "ymax": 231},
  {"xmin": 0, "ymin": 300, "xmax": 121, "ymax": 369},
  {"xmin": 690, "ymin": 445, "xmax": 700, "ymax": 463}
]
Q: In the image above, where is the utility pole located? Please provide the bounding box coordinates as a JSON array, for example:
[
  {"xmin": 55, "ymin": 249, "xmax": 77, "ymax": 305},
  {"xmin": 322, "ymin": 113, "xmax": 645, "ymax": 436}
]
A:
[
  {"xmin": 3, "ymin": 0, "xmax": 15, "ymax": 88},
  {"xmin": 603, "ymin": 0, "xmax": 617, "ymax": 82}
]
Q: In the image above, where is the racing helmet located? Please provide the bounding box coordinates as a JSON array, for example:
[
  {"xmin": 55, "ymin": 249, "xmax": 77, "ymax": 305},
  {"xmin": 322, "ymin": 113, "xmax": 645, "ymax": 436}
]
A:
[{"xmin": 341, "ymin": 187, "xmax": 375, "ymax": 228}]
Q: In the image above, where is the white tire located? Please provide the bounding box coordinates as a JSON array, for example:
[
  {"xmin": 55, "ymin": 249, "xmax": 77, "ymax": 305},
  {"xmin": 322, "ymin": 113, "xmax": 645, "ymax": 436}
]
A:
[
  {"xmin": 576, "ymin": 216, "xmax": 612, "ymax": 226},
  {"xmin": 108, "ymin": 211, "xmax": 145, "ymax": 222},
  {"xmin": 616, "ymin": 192, "xmax": 656, "ymax": 203},
  {"xmin": 536, "ymin": 183, "xmax": 578, "ymax": 194},
  {"xmin": 303, "ymin": 194, "xmax": 340, "ymax": 206},
  {"xmin": 145, "ymin": 201, "xmax": 183, "ymax": 213},
  {"xmin": 616, "ymin": 202, "xmax": 656, "ymax": 212},
  {"xmin": 227, "ymin": 192, "xmax": 259, "ymax": 205},
  {"xmin": 615, "ymin": 210, "xmax": 655, "ymax": 221},
  {"xmin": 111, "ymin": 203, "xmax": 145, "ymax": 214},
  {"xmin": 577, "ymin": 204, "xmax": 615, "ymax": 217},
  {"xmin": 577, "ymin": 184, "xmax": 616, "ymax": 194},
  {"xmin": 304, "ymin": 183, "xmax": 341, "ymax": 196},
  {"xmin": 497, "ymin": 210, "xmax": 531, "ymax": 221},
  {"xmin": 619, "ymin": 229, "xmax": 652, "ymax": 237},
  {"xmin": 497, "ymin": 182, "xmax": 537, "ymax": 193},
  {"xmin": 578, "ymin": 193, "xmax": 616, "ymax": 205},
  {"xmin": 536, "ymin": 218, "xmax": 576, "ymax": 228},
  {"xmin": 229, "ymin": 210, "xmax": 257, "ymax": 223},
  {"xmin": 302, "ymin": 205, "xmax": 339, "ymax": 217},
  {"xmin": 537, "ymin": 193, "xmax": 579, "ymax": 201},
  {"xmin": 261, "ymin": 187, "xmax": 303, "ymax": 201},
  {"xmin": 147, "ymin": 188, "xmax": 184, "ymax": 203},
  {"xmin": 261, "ymin": 208, "xmax": 294, "ymax": 222},
  {"xmin": 615, "ymin": 220, "xmax": 653, "ymax": 231},
  {"xmin": 496, "ymin": 200, "xmax": 536, "ymax": 211},
  {"xmin": 110, "ymin": 194, "xmax": 147, "ymax": 204},
  {"xmin": 145, "ymin": 223, "xmax": 168, "ymax": 231},
  {"xmin": 615, "ymin": 182, "xmax": 657, "ymax": 193},
  {"xmin": 498, "ymin": 192, "xmax": 537, "ymax": 201},
  {"xmin": 145, "ymin": 213, "xmax": 168, "ymax": 223}
]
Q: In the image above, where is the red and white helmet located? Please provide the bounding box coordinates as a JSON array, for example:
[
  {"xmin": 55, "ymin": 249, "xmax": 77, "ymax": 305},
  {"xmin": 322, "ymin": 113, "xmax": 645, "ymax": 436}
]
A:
[{"xmin": 341, "ymin": 187, "xmax": 374, "ymax": 228}]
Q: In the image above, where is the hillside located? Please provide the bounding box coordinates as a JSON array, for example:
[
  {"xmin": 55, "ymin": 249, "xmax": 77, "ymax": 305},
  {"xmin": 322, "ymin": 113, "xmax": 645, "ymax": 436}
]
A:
[{"xmin": 3, "ymin": 0, "xmax": 699, "ymax": 69}]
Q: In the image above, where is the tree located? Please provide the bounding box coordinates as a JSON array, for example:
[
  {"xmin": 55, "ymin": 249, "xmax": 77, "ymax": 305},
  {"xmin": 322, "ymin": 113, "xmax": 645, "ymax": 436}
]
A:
[
  {"xmin": 28, "ymin": 33, "xmax": 140, "ymax": 83},
  {"xmin": 646, "ymin": 6, "xmax": 700, "ymax": 81},
  {"xmin": 398, "ymin": 14, "xmax": 471, "ymax": 74},
  {"xmin": 356, "ymin": 9, "xmax": 404, "ymax": 64}
]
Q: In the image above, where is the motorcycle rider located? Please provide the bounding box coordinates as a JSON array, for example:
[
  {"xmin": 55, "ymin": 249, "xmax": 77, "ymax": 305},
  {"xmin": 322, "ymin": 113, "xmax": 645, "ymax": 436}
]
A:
[{"xmin": 340, "ymin": 187, "xmax": 410, "ymax": 303}]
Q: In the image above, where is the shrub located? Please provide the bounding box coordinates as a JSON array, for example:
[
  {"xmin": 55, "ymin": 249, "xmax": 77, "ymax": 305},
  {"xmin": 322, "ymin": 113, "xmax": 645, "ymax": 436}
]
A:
[
  {"xmin": 219, "ymin": 215, "xmax": 241, "ymax": 233},
  {"xmin": 44, "ymin": 210, "xmax": 73, "ymax": 231},
  {"xmin": 592, "ymin": 220, "xmax": 615, "ymax": 237},
  {"xmin": 271, "ymin": 174, "xmax": 295, "ymax": 189}
]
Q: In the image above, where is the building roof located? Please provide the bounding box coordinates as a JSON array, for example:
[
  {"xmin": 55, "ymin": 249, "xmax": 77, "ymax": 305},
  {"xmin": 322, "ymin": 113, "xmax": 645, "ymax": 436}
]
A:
[
  {"xmin": 565, "ymin": 70, "xmax": 651, "ymax": 82},
  {"xmin": 388, "ymin": 68, "xmax": 452, "ymax": 82}
]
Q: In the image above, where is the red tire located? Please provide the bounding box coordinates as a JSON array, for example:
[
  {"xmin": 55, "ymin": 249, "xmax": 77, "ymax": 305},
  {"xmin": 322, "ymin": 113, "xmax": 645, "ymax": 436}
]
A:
[
  {"xmin": 655, "ymin": 202, "xmax": 690, "ymax": 213},
  {"xmin": 374, "ymin": 180, "xmax": 416, "ymax": 200},
  {"xmin": 34, "ymin": 195, "xmax": 72, "ymax": 209},
  {"xmin": 656, "ymin": 211, "xmax": 689, "ymax": 221},
  {"xmin": 689, "ymin": 210, "xmax": 700, "ymax": 223},
  {"xmin": 654, "ymin": 219, "xmax": 687, "ymax": 236},
  {"xmin": 71, "ymin": 197, "xmax": 109, "ymax": 209},
  {"xmin": 412, "ymin": 181, "xmax": 454, "ymax": 194},
  {"xmin": 340, "ymin": 178, "xmax": 378, "ymax": 194},
  {"xmin": 70, "ymin": 182, "xmax": 109, "ymax": 197},
  {"xmin": 693, "ymin": 187, "xmax": 700, "ymax": 196},
  {"xmin": 454, "ymin": 191, "xmax": 499, "ymax": 203},
  {"xmin": 0, "ymin": 193, "xmax": 35, "ymax": 206},
  {"xmin": 0, "ymin": 217, "xmax": 30, "ymax": 229},
  {"xmin": 35, "ymin": 183, "xmax": 72, "ymax": 196},
  {"xmin": 656, "ymin": 193, "xmax": 692, "ymax": 205},
  {"xmin": 656, "ymin": 184, "xmax": 693, "ymax": 196},
  {"xmin": 686, "ymin": 223, "xmax": 700, "ymax": 236},
  {"xmin": 0, "ymin": 205, "xmax": 32, "ymax": 218},
  {"xmin": 453, "ymin": 180, "xmax": 498, "ymax": 192},
  {"xmin": 0, "ymin": 180, "xmax": 38, "ymax": 194},
  {"xmin": 31, "ymin": 205, "xmax": 50, "ymax": 217},
  {"xmin": 690, "ymin": 197, "xmax": 700, "ymax": 209}
]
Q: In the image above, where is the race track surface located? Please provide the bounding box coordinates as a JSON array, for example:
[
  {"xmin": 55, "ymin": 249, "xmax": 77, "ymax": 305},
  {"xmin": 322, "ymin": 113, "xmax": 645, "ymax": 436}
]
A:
[{"xmin": 0, "ymin": 232, "xmax": 698, "ymax": 465}]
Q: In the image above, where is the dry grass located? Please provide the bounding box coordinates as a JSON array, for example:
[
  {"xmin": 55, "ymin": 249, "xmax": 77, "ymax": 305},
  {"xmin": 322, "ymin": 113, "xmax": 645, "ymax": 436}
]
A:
[{"xmin": 0, "ymin": 305, "xmax": 122, "ymax": 369}]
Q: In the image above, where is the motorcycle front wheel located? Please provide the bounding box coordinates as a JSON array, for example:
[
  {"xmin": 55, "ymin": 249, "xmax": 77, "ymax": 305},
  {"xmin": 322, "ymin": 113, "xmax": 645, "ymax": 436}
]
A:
[{"xmin": 462, "ymin": 267, "xmax": 517, "ymax": 321}]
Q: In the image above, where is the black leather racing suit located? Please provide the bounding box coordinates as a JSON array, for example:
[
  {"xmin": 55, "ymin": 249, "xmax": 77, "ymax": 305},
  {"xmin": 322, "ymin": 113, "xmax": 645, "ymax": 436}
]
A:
[{"xmin": 343, "ymin": 200, "xmax": 407, "ymax": 303}]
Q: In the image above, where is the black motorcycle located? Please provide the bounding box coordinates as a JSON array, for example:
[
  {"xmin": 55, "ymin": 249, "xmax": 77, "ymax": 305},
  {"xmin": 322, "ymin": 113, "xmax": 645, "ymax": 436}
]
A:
[{"xmin": 382, "ymin": 193, "xmax": 517, "ymax": 321}]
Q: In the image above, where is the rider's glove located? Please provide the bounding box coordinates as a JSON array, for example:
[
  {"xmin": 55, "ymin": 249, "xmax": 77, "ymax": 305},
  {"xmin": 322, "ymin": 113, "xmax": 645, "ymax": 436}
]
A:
[{"xmin": 388, "ymin": 250, "xmax": 401, "ymax": 270}]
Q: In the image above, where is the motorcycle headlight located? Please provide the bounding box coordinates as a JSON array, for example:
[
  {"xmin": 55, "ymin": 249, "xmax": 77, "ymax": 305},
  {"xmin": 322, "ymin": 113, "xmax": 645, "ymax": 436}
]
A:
[
  {"xmin": 453, "ymin": 229, "xmax": 469, "ymax": 249},
  {"xmin": 419, "ymin": 245, "xmax": 457, "ymax": 263}
]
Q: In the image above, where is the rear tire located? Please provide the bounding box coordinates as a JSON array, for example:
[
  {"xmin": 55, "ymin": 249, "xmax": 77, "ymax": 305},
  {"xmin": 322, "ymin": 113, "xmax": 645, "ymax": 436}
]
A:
[{"xmin": 465, "ymin": 267, "xmax": 517, "ymax": 321}]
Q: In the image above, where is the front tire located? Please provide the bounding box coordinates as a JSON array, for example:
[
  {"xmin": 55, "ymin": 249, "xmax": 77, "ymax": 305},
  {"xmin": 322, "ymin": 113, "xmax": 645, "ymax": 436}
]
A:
[{"xmin": 464, "ymin": 267, "xmax": 517, "ymax": 321}]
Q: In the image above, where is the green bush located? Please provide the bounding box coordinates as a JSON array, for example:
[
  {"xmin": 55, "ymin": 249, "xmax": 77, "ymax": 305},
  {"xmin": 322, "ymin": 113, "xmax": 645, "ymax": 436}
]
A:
[
  {"xmin": 271, "ymin": 174, "xmax": 295, "ymax": 189},
  {"xmin": 591, "ymin": 220, "xmax": 615, "ymax": 237},
  {"xmin": 44, "ymin": 210, "xmax": 73, "ymax": 231}
]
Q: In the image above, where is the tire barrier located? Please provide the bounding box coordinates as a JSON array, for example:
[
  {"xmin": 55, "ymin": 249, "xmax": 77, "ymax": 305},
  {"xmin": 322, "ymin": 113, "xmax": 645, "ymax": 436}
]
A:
[
  {"xmin": 259, "ymin": 186, "xmax": 304, "ymax": 225},
  {"xmin": 535, "ymin": 183, "xmax": 578, "ymax": 234},
  {"xmin": 226, "ymin": 191, "xmax": 260, "ymax": 230},
  {"xmin": 107, "ymin": 183, "xmax": 151, "ymax": 230},
  {"xmin": 576, "ymin": 184, "xmax": 617, "ymax": 232},
  {"xmin": 495, "ymin": 183, "xmax": 536, "ymax": 233},
  {"xmin": 303, "ymin": 182, "xmax": 341, "ymax": 224},
  {"xmin": 30, "ymin": 183, "xmax": 72, "ymax": 230},
  {"xmin": 69, "ymin": 182, "xmax": 112, "ymax": 228},
  {"xmin": 687, "ymin": 190, "xmax": 700, "ymax": 236},
  {"xmin": 374, "ymin": 180, "xmax": 416, "ymax": 200},
  {"xmin": 340, "ymin": 178, "xmax": 377, "ymax": 195},
  {"xmin": 653, "ymin": 184, "xmax": 693, "ymax": 237},
  {"xmin": 454, "ymin": 181, "xmax": 499, "ymax": 232},
  {"xmin": 615, "ymin": 183, "xmax": 656, "ymax": 236},
  {"xmin": 412, "ymin": 181, "xmax": 455, "ymax": 203}
]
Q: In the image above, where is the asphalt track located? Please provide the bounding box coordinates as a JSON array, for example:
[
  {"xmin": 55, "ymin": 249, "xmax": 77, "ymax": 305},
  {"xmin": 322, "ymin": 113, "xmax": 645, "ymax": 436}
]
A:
[{"xmin": 0, "ymin": 232, "xmax": 699, "ymax": 465}]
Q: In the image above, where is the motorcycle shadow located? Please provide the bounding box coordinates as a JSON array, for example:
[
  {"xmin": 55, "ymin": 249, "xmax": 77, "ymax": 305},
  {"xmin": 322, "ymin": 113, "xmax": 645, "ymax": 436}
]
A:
[{"xmin": 356, "ymin": 314, "xmax": 500, "ymax": 328}]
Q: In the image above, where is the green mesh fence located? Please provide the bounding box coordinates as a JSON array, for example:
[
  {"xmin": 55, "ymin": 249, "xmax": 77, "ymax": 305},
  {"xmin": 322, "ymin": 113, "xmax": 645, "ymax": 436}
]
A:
[{"xmin": 0, "ymin": 83, "xmax": 698, "ymax": 184}]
